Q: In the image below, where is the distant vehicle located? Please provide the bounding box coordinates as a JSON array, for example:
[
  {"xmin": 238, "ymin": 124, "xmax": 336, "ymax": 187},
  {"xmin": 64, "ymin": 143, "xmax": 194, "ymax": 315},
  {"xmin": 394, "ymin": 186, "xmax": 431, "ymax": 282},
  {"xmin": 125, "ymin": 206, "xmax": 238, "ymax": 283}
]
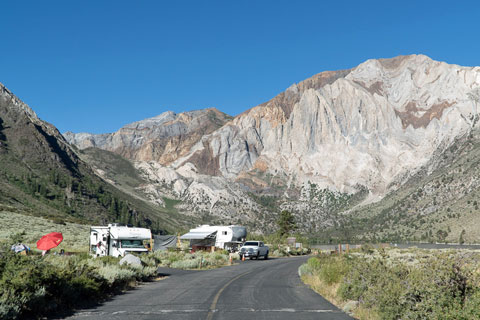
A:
[
  {"xmin": 239, "ymin": 241, "xmax": 269, "ymax": 260},
  {"xmin": 180, "ymin": 225, "xmax": 247, "ymax": 252},
  {"xmin": 90, "ymin": 223, "xmax": 152, "ymax": 257}
]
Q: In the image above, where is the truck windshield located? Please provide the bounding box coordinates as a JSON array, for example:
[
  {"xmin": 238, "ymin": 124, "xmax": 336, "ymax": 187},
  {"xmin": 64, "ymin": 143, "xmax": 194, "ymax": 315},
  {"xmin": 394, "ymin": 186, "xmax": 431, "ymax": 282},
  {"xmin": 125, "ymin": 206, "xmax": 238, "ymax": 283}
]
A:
[
  {"xmin": 120, "ymin": 240, "xmax": 145, "ymax": 248},
  {"xmin": 243, "ymin": 241, "xmax": 259, "ymax": 246}
]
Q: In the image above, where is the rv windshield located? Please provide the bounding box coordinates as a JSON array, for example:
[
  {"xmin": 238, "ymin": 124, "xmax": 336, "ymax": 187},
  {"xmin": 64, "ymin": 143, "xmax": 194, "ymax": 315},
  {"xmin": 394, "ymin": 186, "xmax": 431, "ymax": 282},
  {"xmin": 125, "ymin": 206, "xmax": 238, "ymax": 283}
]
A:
[{"xmin": 120, "ymin": 240, "xmax": 145, "ymax": 249}]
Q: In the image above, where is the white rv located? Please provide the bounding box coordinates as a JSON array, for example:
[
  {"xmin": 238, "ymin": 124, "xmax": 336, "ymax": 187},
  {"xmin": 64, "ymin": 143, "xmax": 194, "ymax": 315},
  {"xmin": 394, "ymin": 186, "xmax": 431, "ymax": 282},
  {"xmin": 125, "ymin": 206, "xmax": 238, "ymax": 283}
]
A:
[
  {"xmin": 90, "ymin": 223, "xmax": 152, "ymax": 257},
  {"xmin": 180, "ymin": 225, "xmax": 247, "ymax": 252}
]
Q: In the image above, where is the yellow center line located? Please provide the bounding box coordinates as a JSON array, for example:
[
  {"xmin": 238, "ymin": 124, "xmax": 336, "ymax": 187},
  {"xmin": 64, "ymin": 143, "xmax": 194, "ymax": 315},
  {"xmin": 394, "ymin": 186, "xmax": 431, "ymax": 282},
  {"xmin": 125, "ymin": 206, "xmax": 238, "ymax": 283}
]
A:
[{"xmin": 206, "ymin": 270, "xmax": 253, "ymax": 320}]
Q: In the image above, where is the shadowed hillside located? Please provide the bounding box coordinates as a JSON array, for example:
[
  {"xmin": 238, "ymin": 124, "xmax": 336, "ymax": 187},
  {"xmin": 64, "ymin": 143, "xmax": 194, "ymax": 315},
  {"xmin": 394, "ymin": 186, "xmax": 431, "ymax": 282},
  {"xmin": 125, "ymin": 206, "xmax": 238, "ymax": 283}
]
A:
[{"xmin": 0, "ymin": 82, "xmax": 192, "ymax": 233}]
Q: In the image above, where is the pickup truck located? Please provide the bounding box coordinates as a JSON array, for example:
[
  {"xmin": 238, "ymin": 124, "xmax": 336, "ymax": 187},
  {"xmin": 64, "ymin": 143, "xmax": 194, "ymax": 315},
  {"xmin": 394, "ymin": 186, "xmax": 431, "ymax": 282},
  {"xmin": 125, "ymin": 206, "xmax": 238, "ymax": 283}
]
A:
[{"xmin": 238, "ymin": 241, "xmax": 269, "ymax": 260}]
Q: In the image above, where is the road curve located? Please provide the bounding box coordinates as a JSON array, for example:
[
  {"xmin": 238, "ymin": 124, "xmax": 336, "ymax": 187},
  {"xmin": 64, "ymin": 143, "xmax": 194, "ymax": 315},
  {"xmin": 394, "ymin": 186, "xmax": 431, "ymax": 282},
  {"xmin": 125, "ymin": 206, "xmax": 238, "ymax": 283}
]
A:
[{"xmin": 63, "ymin": 256, "xmax": 352, "ymax": 320}]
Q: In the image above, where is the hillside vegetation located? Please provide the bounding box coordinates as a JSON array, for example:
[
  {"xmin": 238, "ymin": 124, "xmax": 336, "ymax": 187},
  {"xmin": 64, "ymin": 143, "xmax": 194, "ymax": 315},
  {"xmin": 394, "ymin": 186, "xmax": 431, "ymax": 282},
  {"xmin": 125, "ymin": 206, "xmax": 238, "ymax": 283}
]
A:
[
  {"xmin": 300, "ymin": 248, "xmax": 480, "ymax": 319},
  {"xmin": 0, "ymin": 208, "xmax": 89, "ymax": 251},
  {"xmin": 0, "ymin": 83, "xmax": 197, "ymax": 234},
  {"xmin": 309, "ymin": 127, "xmax": 480, "ymax": 244},
  {"xmin": 77, "ymin": 147, "xmax": 198, "ymax": 229},
  {"xmin": 0, "ymin": 230, "xmax": 234, "ymax": 320}
]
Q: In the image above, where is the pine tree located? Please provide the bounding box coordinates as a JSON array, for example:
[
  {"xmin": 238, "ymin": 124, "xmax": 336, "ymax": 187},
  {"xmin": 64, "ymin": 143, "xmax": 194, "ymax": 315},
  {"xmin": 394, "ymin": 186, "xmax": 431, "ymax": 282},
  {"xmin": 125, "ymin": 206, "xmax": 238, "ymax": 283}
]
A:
[
  {"xmin": 459, "ymin": 229, "xmax": 466, "ymax": 245},
  {"xmin": 277, "ymin": 210, "xmax": 296, "ymax": 236}
]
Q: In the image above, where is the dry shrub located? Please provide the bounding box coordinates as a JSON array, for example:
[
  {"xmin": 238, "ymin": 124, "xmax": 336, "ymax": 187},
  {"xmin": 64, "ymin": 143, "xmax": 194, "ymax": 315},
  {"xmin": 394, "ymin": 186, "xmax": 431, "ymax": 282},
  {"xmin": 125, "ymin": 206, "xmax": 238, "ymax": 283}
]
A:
[{"xmin": 301, "ymin": 249, "xmax": 480, "ymax": 320}]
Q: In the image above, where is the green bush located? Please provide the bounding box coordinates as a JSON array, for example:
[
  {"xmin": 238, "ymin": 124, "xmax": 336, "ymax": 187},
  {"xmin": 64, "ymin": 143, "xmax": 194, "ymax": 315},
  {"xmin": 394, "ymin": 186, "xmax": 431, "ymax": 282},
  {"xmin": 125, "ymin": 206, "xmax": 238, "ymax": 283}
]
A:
[
  {"xmin": 0, "ymin": 247, "xmax": 159, "ymax": 319},
  {"xmin": 0, "ymin": 250, "xmax": 109, "ymax": 319},
  {"xmin": 0, "ymin": 244, "xmax": 231, "ymax": 319},
  {"xmin": 305, "ymin": 249, "xmax": 480, "ymax": 320},
  {"xmin": 316, "ymin": 255, "xmax": 349, "ymax": 285},
  {"xmin": 298, "ymin": 263, "xmax": 312, "ymax": 277},
  {"xmin": 171, "ymin": 258, "xmax": 202, "ymax": 269},
  {"xmin": 272, "ymin": 248, "xmax": 289, "ymax": 257},
  {"xmin": 151, "ymin": 249, "xmax": 230, "ymax": 269}
]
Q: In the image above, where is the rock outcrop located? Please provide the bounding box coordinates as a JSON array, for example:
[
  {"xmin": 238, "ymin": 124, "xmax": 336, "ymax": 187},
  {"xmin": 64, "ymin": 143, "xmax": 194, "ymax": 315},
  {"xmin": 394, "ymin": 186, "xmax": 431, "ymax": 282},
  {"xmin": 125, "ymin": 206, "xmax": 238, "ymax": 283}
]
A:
[
  {"xmin": 64, "ymin": 108, "xmax": 232, "ymax": 165},
  {"xmin": 172, "ymin": 55, "xmax": 480, "ymax": 195},
  {"xmin": 65, "ymin": 55, "xmax": 480, "ymax": 231},
  {"xmin": 0, "ymin": 82, "xmax": 79, "ymax": 172}
]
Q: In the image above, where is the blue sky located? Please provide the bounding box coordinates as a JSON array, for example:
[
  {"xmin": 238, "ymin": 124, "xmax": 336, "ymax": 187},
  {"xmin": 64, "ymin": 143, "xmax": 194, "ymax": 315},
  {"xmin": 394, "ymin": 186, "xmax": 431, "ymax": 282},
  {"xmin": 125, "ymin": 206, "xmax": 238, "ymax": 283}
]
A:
[{"xmin": 1, "ymin": 1, "xmax": 479, "ymax": 133}]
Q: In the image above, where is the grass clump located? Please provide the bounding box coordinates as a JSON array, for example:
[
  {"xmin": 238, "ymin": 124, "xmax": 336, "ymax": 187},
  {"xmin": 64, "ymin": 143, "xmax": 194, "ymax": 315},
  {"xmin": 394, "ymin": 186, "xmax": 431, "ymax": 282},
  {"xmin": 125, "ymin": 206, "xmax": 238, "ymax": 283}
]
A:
[
  {"xmin": 0, "ymin": 210, "xmax": 89, "ymax": 252},
  {"xmin": 151, "ymin": 249, "xmax": 230, "ymax": 269},
  {"xmin": 0, "ymin": 246, "xmax": 156, "ymax": 319},
  {"xmin": 301, "ymin": 248, "xmax": 480, "ymax": 319}
]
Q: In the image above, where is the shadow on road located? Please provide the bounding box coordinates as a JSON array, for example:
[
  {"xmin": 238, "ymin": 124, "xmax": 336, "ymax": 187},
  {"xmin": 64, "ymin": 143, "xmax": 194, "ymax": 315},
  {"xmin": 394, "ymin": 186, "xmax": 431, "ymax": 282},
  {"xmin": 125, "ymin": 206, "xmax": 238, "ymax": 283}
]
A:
[
  {"xmin": 156, "ymin": 267, "xmax": 202, "ymax": 277},
  {"xmin": 51, "ymin": 286, "xmax": 143, "ymax": 319}
]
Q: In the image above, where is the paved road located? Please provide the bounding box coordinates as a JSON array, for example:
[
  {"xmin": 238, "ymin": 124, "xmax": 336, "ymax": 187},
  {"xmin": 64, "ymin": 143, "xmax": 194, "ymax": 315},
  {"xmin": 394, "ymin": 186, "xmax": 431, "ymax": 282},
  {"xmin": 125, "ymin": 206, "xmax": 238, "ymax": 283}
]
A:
[{"xmin": 63, "ymin": 256, "xmax": 352, "ymax": 320}]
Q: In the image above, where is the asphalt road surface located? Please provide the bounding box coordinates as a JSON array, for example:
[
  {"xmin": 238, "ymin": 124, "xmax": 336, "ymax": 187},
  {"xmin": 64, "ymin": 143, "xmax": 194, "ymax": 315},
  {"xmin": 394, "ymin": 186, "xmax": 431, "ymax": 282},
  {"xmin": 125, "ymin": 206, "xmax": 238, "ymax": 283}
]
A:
[{"xmin": 64, "ymin": 256, "xmax": 352, "ymax": 320}]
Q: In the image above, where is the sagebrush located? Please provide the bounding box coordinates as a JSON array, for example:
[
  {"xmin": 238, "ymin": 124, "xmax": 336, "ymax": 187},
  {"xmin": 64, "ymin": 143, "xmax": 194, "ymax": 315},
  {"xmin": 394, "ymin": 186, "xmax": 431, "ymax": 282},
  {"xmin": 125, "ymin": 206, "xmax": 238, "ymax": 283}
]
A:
[{"xmin": 301, "ymin": 248, "xmax": 480, "ymax": 319}]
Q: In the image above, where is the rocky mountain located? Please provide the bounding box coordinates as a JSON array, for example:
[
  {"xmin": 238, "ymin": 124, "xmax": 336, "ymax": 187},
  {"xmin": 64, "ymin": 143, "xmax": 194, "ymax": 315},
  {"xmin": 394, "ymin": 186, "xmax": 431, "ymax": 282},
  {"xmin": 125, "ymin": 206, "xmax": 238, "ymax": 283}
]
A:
[
  {"xmin": 65, "ymin": 108, "xmax": 275, "ymax": 229},
  {"xmin": 65, "ymin": 55, "xmax": 480, "ymax": 236},
  {"xmin": 64, "ymin": 108, "xmax": 232, "ymax": 165},
  {"xmin": 335, "ymin": 124, "xmax": 480, "ymax": 244},
  {"xmin": 174, "ymin": 55, "xmax": 479, "ymax": 194},
  {"xmin": 0, "ymin": 82, "xmax": 191, "ymax": 232}
]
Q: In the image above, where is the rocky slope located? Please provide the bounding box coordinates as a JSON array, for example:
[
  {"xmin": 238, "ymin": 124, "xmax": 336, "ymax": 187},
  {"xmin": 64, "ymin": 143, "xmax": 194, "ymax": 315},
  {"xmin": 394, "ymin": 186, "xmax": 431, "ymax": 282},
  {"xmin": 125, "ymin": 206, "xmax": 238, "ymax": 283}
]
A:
[
  {"xmin": 65, "ymin": 55, "xmax": 480, "ymax": 234},
  {"xmin": 337, "ymin": 125, "xmax": 480, "ymax": 244},
  {"xmin": 0, "ymin": 82, "xmax": 190, "ymax": 232},
  {"xmin": 173, "ymin": 55, "xmax": 480, "ymax": 195},
  {"xmin": 64, "ymin": 108, "xmax": 232, "ymax": 164}
]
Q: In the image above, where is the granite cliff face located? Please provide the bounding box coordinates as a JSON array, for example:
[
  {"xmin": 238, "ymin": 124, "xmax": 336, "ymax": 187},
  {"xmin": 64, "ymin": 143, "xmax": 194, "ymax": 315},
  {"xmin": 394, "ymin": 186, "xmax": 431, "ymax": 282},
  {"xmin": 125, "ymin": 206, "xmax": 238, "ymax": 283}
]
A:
[
  {"xmin": 65, "ymin": 55, "xmax": 480, "ymax": 232},
  {"xmin": 172, "ymin": 55, "xmax": 480, "ymax": 197}
]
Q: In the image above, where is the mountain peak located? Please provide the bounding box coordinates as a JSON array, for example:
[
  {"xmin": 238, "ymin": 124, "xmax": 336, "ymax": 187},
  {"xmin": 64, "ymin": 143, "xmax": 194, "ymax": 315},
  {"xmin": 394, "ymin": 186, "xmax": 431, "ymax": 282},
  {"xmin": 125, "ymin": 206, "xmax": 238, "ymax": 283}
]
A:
[
  {"xmin": 176, "ymin": 55, "xmax": 480, "ymax": 194},
  {"xmin": 0, "ymin": 82, "xmax": 40, "ymax": 124},
  {"xmin": 377, "ymin": 54, "xmax": 430, "ymax": 68},
  {"xmin": 64, "ymin": 107, "xmax": 232, "ymax": 164},
  {"xmin": 66, "ymin": 55, "xmax": 480, "ymax": 200}
]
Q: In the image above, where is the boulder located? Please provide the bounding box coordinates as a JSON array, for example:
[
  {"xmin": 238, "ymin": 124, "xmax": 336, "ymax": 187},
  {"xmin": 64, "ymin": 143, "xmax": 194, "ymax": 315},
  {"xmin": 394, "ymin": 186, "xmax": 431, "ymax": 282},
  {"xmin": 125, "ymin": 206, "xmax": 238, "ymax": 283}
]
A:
[{"xmin": 119, "ymin": 253, "xmax": 142, "ymax": 266}]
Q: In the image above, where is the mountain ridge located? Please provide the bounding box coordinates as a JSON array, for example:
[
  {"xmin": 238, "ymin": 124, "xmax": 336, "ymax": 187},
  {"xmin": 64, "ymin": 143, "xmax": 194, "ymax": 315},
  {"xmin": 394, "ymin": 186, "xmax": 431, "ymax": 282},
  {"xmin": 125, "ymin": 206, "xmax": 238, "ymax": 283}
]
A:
[
  {"xmin": 65, "ymin": 54, "xmax": 480, "ymax": 196},
  {"xmin": 64, "ymin": 107, "xmax": 232, "ymax": 165},
  {"xmin": 12, "ymin": 54, "xmax": 480, "ymax": 237},
  {"xmin": 0, "ymin": 81, "xmax": 196, "ymax": 232},
  {"xmin": 156, "ymin": 54, "xmax": 479, "ymax": 194}
]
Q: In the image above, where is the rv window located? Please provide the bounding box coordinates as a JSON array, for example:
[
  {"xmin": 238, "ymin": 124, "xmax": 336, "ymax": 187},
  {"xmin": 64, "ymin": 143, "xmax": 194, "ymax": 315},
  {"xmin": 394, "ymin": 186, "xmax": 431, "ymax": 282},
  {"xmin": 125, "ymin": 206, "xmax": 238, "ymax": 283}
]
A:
[
  {"xmin": 222, "ymin": 231, "xmax": 227, "ymax": 235},
  {"xmin": 120, "ymin": 240, "xmax": 144, "ymax": 249}
]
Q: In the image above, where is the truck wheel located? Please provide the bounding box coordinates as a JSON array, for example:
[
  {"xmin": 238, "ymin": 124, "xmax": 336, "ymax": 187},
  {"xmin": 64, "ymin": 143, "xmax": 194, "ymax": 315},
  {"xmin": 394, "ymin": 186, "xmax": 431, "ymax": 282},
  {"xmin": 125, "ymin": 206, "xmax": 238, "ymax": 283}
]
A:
[
  {"xmin": 256, "ymin": 252, "xmax": 260, "ymax": 260},
  {"xmin": 264, "ymin": 251, "xmax": 269, "ymax": 260}
]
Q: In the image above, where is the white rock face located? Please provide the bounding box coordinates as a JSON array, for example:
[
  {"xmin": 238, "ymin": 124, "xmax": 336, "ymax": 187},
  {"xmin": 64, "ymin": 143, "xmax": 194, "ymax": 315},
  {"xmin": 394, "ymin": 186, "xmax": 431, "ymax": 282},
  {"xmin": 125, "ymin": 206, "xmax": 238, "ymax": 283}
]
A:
[
  {"xmin": 66, "ymin": 55, "xmax": 480, "ymax": 224},
  {"xmin": 134, "ymin": 159, "xmax": 265, "ymax": 225},
  {"xmin": 175, "ymin": 55, "xmax": 480, "ymax": 194}
]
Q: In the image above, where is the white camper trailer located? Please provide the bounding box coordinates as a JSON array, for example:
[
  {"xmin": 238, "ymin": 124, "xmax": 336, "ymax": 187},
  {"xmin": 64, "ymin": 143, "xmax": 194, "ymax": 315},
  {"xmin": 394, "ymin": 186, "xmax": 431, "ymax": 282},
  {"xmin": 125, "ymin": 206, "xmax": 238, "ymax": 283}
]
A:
[
  {"xmin": 90, "ymin": 223, "xmax": 152, "ymax": 257},
  {"xmin": 180, "ymin": 225, "xmax": 247, "ymax": 252}
]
